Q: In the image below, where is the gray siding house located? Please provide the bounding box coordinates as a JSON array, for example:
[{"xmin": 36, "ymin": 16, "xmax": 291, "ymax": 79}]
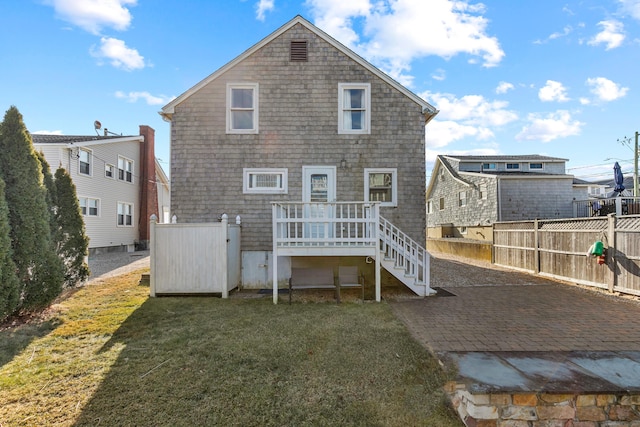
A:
[
  {"xmin": 33, "ymin": 126, "xmax": 169, "ymax": 254},
  {"xmin": 160, "ymin": 16, "xmax": 438, "ymax": 299},
  {"xmin": 427, "ymin": 155, "xmax": 588, "ymax": 237}
]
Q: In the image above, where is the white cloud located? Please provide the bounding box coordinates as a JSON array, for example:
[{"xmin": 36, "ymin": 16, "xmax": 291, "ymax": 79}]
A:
[
  {"xmin": 431, "ymin": 69, "xmax": 446, "ymax": 81},
  {"xmin": 619, "ymin": 0, "xmax": 640, "ymax": 20},
  {"xmin": 46, "ymin": 0, "xmax": 136, "ymax": 34},
  {"xmin": 421, "ymin": 91, "xmax": 517, "ymax": 149},
  {"xmin": 538, "ymin": 80, "xmax": 570, "ymax": 102},
  {"xmin": 115, "ymin": 91, "xmax": 174, "ymax": 105},
  {"xmin": 516, "ymin": 110, "xmax": 584, "ymax": 142},
  {"xmin": 91, "ymin": 37, "xmax": 145, "ymax": 71},
  {"xmin": 586, "ymin": 77, "xmax": 629, "ymax": 101},
  {"xmin": 426, "ymin": 92, "xmax": 518, "ymax": 126},
  {"xmin": 307, "ymin": 0, "xmax": 504, "ymax": 84},
  {"xmin": 588, "ymin": 20, "xmax": 625, "ymax": 50},
  {"xmin": 495, "ymin": 81, "xmax": 514, "ymax": 94},
  {"xmin": 256, "ymin": 0, "xmax": 274, "ymax": 21},
  {"xmin": 32, "ymin": 129, "xmax": 64, "ymax": 135}
]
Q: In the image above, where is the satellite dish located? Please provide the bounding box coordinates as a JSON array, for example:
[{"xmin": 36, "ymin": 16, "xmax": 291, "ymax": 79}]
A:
[{"xmin": 94, "ymin": 120, "xmax": 102, "ymax": 130}]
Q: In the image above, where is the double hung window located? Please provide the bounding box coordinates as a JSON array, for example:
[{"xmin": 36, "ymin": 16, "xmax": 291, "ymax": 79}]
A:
[
  {"xmin": 79, "ymin": 148, "xmax": 91, "ymax": 176},
  {"xmin": 79, "ymin": 197, "xmax": 99, "ymax": 216},
  {"xmin": 118, "ymin": 156, "xmax": 133, "ymax": 183},
  {"xmin": 227, "ymin": 83, "xmax": 259, "ymax": 133},
  {"xmin": 339, "ymin": 83, "xmax": 370, "ymax": 134},
  {"xmin": 365, "ymin": 168, "xmax": 396, "ymax": 207},
  {"xmin": 117, "ymin": 202, "xmax": 133, "ymax": 226}
]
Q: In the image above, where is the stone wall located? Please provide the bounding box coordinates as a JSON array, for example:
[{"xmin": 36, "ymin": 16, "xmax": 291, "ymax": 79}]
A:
[{"xmin": 447, "ymin": 384, "xmax": 640, "ymax": 427}]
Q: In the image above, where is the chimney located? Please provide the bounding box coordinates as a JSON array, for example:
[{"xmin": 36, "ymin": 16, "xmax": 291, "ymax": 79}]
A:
[{"xmin": 138, "ymin": 125, "xmax": 158, "ymax": 249}]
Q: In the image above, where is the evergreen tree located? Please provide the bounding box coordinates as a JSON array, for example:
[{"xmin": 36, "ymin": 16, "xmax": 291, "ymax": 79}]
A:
[
  {"xmin": 0, "ymin": 178, "xmax": 20, "ymax": 320},
  {"xmin": 36, "ymin": 151, "xmax": 58, "ymax": 236},
  {"xmin": 54, "ymin": 167, "xmax": 90, "ymax": 287},
  {"xmin": 0, "ymin": 106, "xmax": 64, "ymax": 310}
]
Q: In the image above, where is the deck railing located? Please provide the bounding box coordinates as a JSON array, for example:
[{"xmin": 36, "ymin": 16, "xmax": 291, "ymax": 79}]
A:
[
  {"xmin": 574, "ymin": 197, "xmax": 640, "ymax": 218},
  {"xmin": 272, "ymin": 202, "xmax": 379, "ymax": 248}
]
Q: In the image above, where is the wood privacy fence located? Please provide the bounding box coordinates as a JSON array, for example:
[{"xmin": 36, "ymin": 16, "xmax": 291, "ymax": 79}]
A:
[
  {"xmin": 149, "ymin": 214, "xmax": 241, "ymax": 297},
  {"xmin": 493, "ymin": 215, "xmax": 640, "ymax": 296}
]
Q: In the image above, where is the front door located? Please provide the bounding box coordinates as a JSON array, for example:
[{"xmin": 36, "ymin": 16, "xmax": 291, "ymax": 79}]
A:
[{"xmin": 302, "ymin": 166, "xmax": 336, "ymax": 240}]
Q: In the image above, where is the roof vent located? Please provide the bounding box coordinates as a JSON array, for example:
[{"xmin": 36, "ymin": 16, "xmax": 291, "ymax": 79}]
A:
[{"xmin": 290, "ymin": 40, "xmax": 308, "ymax": 62}]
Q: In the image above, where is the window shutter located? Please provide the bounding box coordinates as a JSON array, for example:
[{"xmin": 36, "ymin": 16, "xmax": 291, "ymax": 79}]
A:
[{"xmin": 290, "ymin": 40, "xmax": 308, "ymax": 61}]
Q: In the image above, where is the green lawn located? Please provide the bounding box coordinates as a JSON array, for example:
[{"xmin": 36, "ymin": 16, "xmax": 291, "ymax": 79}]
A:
[{"xmin": 0, "ymin": 270, "xmax": 461, "ymax": 426}]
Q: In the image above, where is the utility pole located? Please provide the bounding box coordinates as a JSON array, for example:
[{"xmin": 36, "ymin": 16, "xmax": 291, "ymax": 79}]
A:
[{"xmin": 635, "ymin": 131, "xmax": 639, "ymax": 197}]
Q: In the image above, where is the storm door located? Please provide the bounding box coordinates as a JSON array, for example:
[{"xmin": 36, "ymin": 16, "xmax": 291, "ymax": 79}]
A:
[{"xmin": 302, "ymin": 166, "xmax": 336, "ymax": 240}]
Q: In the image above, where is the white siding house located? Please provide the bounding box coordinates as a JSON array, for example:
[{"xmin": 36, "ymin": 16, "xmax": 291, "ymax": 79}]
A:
[{"xmin": 33, "ymin": 126, "xmax": 169, "ymax": 254}]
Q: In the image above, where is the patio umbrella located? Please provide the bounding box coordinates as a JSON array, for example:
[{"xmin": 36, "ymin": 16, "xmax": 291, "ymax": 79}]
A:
[{"xmin": 613, "ymin": 161, "xmax": 625, "ymax": 195}]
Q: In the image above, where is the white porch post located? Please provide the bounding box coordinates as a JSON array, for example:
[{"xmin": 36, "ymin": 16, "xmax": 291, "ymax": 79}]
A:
[
  {"xmin": 373, "ymin": 204, "xmax": 381, "ymax": 302},
  {"xmin": 221, "ymin": 214, "xmax": 229, "ymax": 299},
  {"xmin": 272, "ymin": 203, "xmax": 279, "ymax": 304}
]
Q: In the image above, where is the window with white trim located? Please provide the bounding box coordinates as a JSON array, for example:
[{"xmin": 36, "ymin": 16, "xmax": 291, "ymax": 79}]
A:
[
  {"xmin": 458, "ymin": 191, "xmax": 467, "ymax": 207},
  {"xmin": 365, "ymin": 168, "xmax": 396, "ymax": 207},
  {"xmin": 243, "ymin": 168, "xmax": 288, "ymax": 194},
  {"xmin": 227, "ymin": 83, "xmax": 259, "ymax": 134},
  {"xmin": 479, "ymin": 183, "xmax": 488, "ymax": 200},
  {"xmin": 105, "ymin": 164, "xmax": 115, "ymax": 178},
  {"xmin": 339, "ymin": 83, "xmax": 370, "ymax": 134},
  {"xmin": 427, "ymin": 200, "xmax": 433, "ymax": 214},
  {"xmin": 439, "ymin": 198, "xmax": 445, "ymax": 210},
  {"xmin": 79, "ymin": 148, "xmax": 91, "ymax": 176},
  {"xmin": 118, "ymin": 156, "xmax": 133, "ymax": 183},
  {"xmin": 79, "ymin": 197, "xmax": 99, "ymax": 217},
  {"xmin": 482, "ymin": 163, "xmax": 496, "ymax": 170},
  {"xmin": 506, "ymin": 163, "xmax": 520, "ymax": 170},
  {"xmin": 529, "ymin": 162, "xmax": 543, "ymax": 170},
  {"xmin": 117, "ymin": 202, "xmax": 133, "ymax": 226}
]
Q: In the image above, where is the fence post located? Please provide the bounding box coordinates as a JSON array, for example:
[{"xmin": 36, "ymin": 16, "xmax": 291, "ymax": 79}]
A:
[
  {"xmin": 607, "ymin": 214, "xmax": 617, "ymax": 293},
  {"xmin": 149, "ymin": 214, "xmax": 157, "ymax": 297},
  {"xmin": 221, "ymin": 214, "xmax": 229, "ymax": 298},
  {"xmin": 534, "ymin": 219, "xmax": 540, "ymax": 273}
]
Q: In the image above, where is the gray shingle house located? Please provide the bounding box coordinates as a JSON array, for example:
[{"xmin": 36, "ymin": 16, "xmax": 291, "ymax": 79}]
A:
[
  {"xmin": 426, "ymin": 154, "xmax": 588, "ymax": 238},
  {"xmin": 160, "ymin": 15, "xmax": 438, "ymax": 300}
]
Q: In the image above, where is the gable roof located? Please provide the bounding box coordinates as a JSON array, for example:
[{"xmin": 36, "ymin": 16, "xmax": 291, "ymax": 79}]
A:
[
  {"xmin": 160, "ymin": 15, "xmax": 438, "ymax": 123},
  {"xmin": 443, "ymin": 154, "xmax": 568, "ymax": 163}
]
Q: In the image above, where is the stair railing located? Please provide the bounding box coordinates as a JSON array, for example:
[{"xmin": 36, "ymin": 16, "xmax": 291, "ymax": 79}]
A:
[{"xmin": 378, "ymin": 215, "xmax": 429, "ymax": 285}]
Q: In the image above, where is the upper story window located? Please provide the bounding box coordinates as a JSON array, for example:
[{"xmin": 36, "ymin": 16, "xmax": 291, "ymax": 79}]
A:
[
  {"xmin": 506, "ymin": 163, "xmax": 520, "ymax": 170},
  {"xmin": 243, "ymin": 168, "xmax": 288, "ymax": 194},
  {"xmin": 439, "ymin": 197, "xmax": 445, "ymax": 210},
  {"xmin": 427, "ymin": 200, "xmax": 433, "ymax": 214},
  {"xmin": 458, "ymin": 191, "xmax": 467, "ymax": 207},
  {"xmin": 105, "ymin": 164, "xmax": 115, "ymax": 178},
  {"xmin": 479, "ymin": 183, "xmax": 488, "ymax": 200},
  {"xmin": 79, "ymin": 148, "xmax": 92, "ymax": 176},
  {"xmin": 118, "ymin": 156, "xmax": 133, "ymax": 183},
  {"xmin": 365, "ymin": 168, "xmax": 396, "ymax": 207},
  {"xmin": 117, "ymin": 202, "xmax": 133, "ymax": 226},
  {"xmin": 482, "ymin": 163, "xmax": 496, "ymax": 170},
  {"xmin": 339, "ymin": 83, "xmax": 370, "ymax": 134},
  {"xmin": 529, "ymin": 162, "xmax": 543, "ymax": 170},
  {"xmin": 227, "ymin": 83, "xmax": 259, "ymax": 134},
  {"xmin": 79, "ymin": 197, "xmax": 99, "ymax": 217}
]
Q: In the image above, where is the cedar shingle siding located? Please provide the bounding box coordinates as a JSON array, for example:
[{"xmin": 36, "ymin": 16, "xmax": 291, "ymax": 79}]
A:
[{"xmin": 170, "ymin": 23, "xmax": 427, "ymax": 251}]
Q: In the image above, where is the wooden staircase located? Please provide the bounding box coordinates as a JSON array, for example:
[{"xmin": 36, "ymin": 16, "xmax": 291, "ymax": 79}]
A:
[{"xmin": 378, "ymin": 216, "xmax": 435, "ymax": 297}]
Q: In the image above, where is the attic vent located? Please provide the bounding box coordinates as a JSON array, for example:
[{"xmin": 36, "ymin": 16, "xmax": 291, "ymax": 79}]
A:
[{"xmin": 290, "ymin": 40, "xmax": 308, "ymax": 61}]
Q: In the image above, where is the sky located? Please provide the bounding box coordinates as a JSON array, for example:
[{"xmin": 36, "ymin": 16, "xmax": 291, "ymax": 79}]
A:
[{"xmin": 1, "ymin": 0, "xmax": 639, "ymax": 183}]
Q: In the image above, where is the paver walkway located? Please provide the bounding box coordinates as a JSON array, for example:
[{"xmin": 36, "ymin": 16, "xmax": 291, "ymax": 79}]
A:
[{"xmin": 390, "ymin": 252, "xmax": 640, "ymax": 392}]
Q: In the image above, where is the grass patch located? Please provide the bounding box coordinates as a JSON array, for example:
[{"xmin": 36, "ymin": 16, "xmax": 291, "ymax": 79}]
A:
[{"xmin": 0, "ymin": 271, "xmax": 461, "ymax": 426}]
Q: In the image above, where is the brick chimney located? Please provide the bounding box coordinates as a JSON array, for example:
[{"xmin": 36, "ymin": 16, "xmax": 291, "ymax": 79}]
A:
[{"xmin": 138, "ymin": 125, "xmax": 158, "ymax": 249}]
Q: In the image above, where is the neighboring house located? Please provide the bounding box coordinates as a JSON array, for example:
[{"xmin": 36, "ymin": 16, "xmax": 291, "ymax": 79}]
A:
[
  {"xmin": 33, "ymin": 126, "xmax": 169, "ymax": 254},
  {"xmin": 160, "ymin": 15, "xmax": 438, "ymax": 299},
  {"xmin": 592, "ymin": 175, "xmax": 638, "ymax": 197},
  {"xmin": 426, "ymin": 155, "xmax": 588, "ymax": 239}
]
